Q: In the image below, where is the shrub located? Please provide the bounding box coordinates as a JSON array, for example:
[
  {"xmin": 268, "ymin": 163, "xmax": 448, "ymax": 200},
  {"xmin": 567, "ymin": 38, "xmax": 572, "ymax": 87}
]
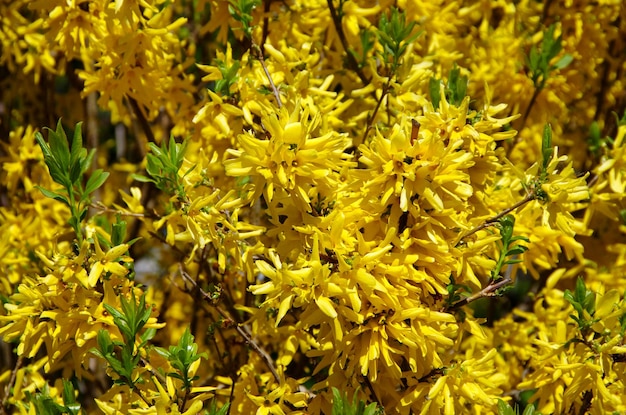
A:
[{"xmin": 0, "ymin": 0, "xmax": 625, "ymax": 414}]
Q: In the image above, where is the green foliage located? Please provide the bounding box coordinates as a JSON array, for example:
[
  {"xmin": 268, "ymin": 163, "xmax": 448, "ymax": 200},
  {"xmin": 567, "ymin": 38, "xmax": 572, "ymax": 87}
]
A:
[
  {"xmin": 429, "ymin": 64, "xmax": 468, "ymax": 109},
  {"xmin": 523, "ymin": 123, "xmax": 555, "ymax": 203},
  {"xmin": 525, "ymin": 24, "xmax": 573, "ymax": 91},
  {"xmin": 497, "ymin": 398, "xmax": 539, "ymax": 415},
  {"xmin": 132, "ymin": 136, "xmax": 190, "ymax": 200},
  {"xmin": 349, "ymin": 29, "xmax": 376, "ymax": 70},
  {"xmin": 564, "ymin": 276, "xmax": 597, "ymax": 332},
  {"xmin": 540, "ymin": 123, "xmax": 553, "ymax": 178},
  {"xmin": 155, "ymin": 327, "xmax": 207, "ymax": 392},
  {"xmin": 375, "ymin": 7, "xmax": 420, "ymax": 75},
  {"xmin": 214, "ymin": 59, "xmax": 241, "ymax": 96},
  {"xmin": 491, "ymin": 215, "xmax": 529, "ymax": 280},
  {"xmin": 331, "ymin": 387, "xmax": 383, "ymax": 415},
  {"xmin": 587, "ymin": 121, "xmax": 614, "ymax": 158},
  {"xmin": 207, "ymin": 400, "xmax": 230, "ymax": 415},
  {"xmin": 90, "ymin": 292, "xmax": 156, "ymax": 389},
  {"xmin": 26, "ymin": 381, "xmax": 81, "ymax": 415},
  {"xmin": 35, "ymin": 120, "xmax": 109, "ymax": 241},
  {"xmin": 445, "ymin": 275, "xmax": 471, "ymax": 311},
  {"xmin": 228, "ymin": 0, "xmax": 260, "ymax": 38}
]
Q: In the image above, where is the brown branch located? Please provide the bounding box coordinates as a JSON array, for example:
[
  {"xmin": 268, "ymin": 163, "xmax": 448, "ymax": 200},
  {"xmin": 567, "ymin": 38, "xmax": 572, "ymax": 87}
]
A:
[
  {"xmin": 327, "ymin": 0, "xmax": 370, "ymax": 85},
  {"xmin": 128, "ymin": 96, "xmax": 155, "ymax": 144},
  {"xmin": 456, "ymin": 192, "xmax": 536, "ymax": 246},
  {"xmin": 1, "ymin": 353, "xmax": 23, "ymax": 415},
  {"xmin": 362, "ymin": 82, "xmax": 391, "ymax": 143},
  {"xmin": 178, "ymin": 266, "xmax": 281, "ymax": 383},
  {"xmin": 448, "ymin": 275, "xmax": 513, "ymax": 311},
  {"xmin": 126, "ymin": 95, "xmax": 158, "ymax": 242},
  {"xmin": 261, "ymin": 0, "xmax": 271, "ymax": 49},
  {"xmin": 251, "ymin": 43, "xmax": 283, "ymax": 109},
  {"xmin": 90, "ymin": 202, "xmax": 149, "ymax": 218}
]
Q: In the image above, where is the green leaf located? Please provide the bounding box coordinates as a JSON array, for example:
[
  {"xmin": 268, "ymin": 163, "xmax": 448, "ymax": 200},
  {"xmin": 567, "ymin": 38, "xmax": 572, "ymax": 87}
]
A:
[
  {"xmin": 207, "ymin": 400, "xmax": 230, "ymax": 415},
  {"xmin": 36, "ymin": 132, "xmax": 71, "ymax": 189},
  {"xmin": 130, "ymin": 173, "xmax": 157, "ymax": 184},
  {"xmin": 84, "ymin": 169, "xmax": 110, "ymax": 196},
  {"xmin": 553, "ymin": 53, "xmax": 573, "ymax": 70},
  {"xmin": 111, "ymin": 217, "xmax": 127, "ymax": 247},
  {"xmin": 429, "ymin": 77, "xmax": 441, "ymax": 110},
  {"xmin": 62, "ymin": 379, "xmax": 81, "ymax": 415},
  {"xmin": 68, "ymin": 122, "xmax": 85, "ymax": 184},
  {"xmin": 522, "ymin": 402, "xmax": 536, "ymax": 415},
  {"xmin": 140, "ymin": 327, "xmax": 157, "ymax": 345},
  {"xmin": 331, "ymin": 387, "xmax": 344, "ymax": 415},
  {"xmin": 541, "ymin": 123, "xmax": 553, "ymax": 171},
  {"xmin": 36, "ymin": 186, "xmax": 70, "ymax": 206},
  {"xmin": 497, "ymin": 399, "xmax": 516, "ymax": 415},
  {"xmin": 49, "ymin": 120, "xmax": 71, "ymax": 173},
  {"xmin": 81, "ymin": 148, "xmax": 96, "ymax": 177}
]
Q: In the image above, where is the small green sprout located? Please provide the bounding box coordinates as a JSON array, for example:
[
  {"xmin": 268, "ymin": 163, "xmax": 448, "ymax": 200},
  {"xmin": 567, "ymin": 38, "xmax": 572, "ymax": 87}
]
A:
[
  {"xmin": 132, "ymin": 136, "xmax": 192, "ymax": 201},
  {"xmin": 331, "ymin": 387, "xmax": 383, "ymax": 415},
  {"xmin": 429, "ymin": 63, "xmax": 468, "ymax": 109}
]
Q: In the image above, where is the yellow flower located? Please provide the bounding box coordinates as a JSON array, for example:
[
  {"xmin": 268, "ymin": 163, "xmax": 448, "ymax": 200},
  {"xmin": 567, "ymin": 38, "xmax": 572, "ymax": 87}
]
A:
[
  {"xmin": 87, "ymin": 238, "xmax": 132, "ymax": 287},
  {"xmin": 225, "ymin": 103, "xmax": 352, "ymax": 212}
]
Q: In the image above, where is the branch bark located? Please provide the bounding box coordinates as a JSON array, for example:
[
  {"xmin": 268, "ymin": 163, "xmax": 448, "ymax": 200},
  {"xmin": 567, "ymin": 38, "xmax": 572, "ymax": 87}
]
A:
[{"xmin": 178, "ymin": 266, "xmax": 281, "ymax": 383}]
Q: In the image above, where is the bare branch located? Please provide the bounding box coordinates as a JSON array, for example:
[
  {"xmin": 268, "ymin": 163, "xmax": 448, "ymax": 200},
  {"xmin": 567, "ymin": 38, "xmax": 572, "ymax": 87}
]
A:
[
  {"xmin": 327, "ymin": 0, "xmax": 370, "ymax": 85},
  {"xmin": 251, "ymin": 43, "xmax": 283, "ymax": 109},
  {"xmin": 456, "ymin": 192, "xmax": 536, "ymax": 245},
  {"xmin": 178, "ymin": 265, "xmax": 281, "ymax": 383},
  {"xmin": 448, "ymin": 276, "xmax": 512, "ymax": 311},
  {"xmin": 1, "ymin": 354, "xmax": 23, "ymax": 415}
]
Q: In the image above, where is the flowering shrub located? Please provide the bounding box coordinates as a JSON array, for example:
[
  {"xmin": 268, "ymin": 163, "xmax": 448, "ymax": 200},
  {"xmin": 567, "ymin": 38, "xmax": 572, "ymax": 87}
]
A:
[{"xmin": 1, "ymin": 0, "xmax": 625, "ymax": 414}]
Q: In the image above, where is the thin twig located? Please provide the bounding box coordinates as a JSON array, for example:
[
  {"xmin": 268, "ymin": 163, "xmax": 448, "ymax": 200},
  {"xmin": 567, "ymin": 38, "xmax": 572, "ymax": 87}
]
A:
[
  {"xmin": 127, "ymin": 95, "xmax": 157, "ymax": 242},
  {"xmin": 261, "ymin": 0, "xmax": 271, "ymax": 49},
  {"xmin": 514, "ymin": 86, "xmax": 541, "ymax": 144},
  {"xmin": 90, "ymin": 202, "xmax": 148, "ymax": 218},
  {"xmin": 226, "ymin": 372, "xmax": 240, "ymax": 415},
  {"xmin": 128, "ymin": 96, "xmax": 155, "ymax": 144},
  {"xmin": 1, "ymin": 353, "xmax": 24, "ymax": 415},
  {"xmin": 327, "ymin": 0, "xmax": 370, "ymax": 85},
  {"xmin": 456, "ymin": 192, "xmax": 536, "ymax": 245},
  {"xmin": 142, "ymin": 356, "xmax": 167, "ymax": 384},
  {"xmin": 362, "ymin": 82, "xmax": 391, "ymax": 143},
  {"xmin": 448, "ymin": 276, "xmax": 512, "ymax": 311},
  {"xmin": 251, "ymin": 43, "xmax": 283, "ymax": 109},
  {"xmin": 178, "ymin": 266, "xmax": 281, "ymax": 383}
]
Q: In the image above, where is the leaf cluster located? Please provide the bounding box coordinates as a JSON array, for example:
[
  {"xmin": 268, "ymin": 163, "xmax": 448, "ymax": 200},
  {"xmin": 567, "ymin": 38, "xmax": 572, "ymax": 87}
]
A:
[
  {"xmin": 331, "ymin": 388, "xmax": 383, "ymax": 415},
  {"xmin": 525, "ymin": 24, "xmax": 573, "ymax": 90},
  {"xmin": 445, "ymin": 275, "xmax": 471, "ymax": 312},
  {"xmin": 35, "ymin": 120, "xmax": 109, "ymax": 241},
  {"xmin": 349, "ymin": 29, "xmax": 376, "ymax": 70},
  {"xmin": 524, "ymin": 123, "xmax": 554, "ymax": 203},
  {"xmin": 228, "ymin": 0, "xmax": 260, "ymax": 38},
  {"xmin": 214, "ymin": 59, "xmax": 241, "ymax": 97},
  {"xmin": 132, "ymin": 136, "xmax": 190, "ymax": 201},
  {"xmin": 491, "ymin": 215, "xmax": 529, "ymax": 281},
  {"xmin": 155, "ymin": 327, "xmax": 207, "ymax": 392},
  {"xmin": 497, "ymin": 399, "xmax": 539, "ymax": 415},
  {"xmin": 564, "ymin": 277, "xmax": 597, "ymax": 332},
  {"xmin": 90, "ymin": 292, "xmax": 156, "ymax": 388},
  {"xmin": 26, "ymin": 381, "xmax": 81, "ymax": 415},
  {"xmin": 587, "ymin": 121, "xmax": 614, "ymax": 158},
  {"xmin": 375, "ymin": 7, "xmax": 420, "ymax": 75},
  {"xmin": 429, "ymin": 64, "xmax": 468, "ymax": 109}
]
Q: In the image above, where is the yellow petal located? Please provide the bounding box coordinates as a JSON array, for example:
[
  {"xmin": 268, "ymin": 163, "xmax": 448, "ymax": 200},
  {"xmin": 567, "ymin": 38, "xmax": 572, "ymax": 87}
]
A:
[{"xmin": 315, "ymin": 296, "xmax": 337, "ymax": 318}]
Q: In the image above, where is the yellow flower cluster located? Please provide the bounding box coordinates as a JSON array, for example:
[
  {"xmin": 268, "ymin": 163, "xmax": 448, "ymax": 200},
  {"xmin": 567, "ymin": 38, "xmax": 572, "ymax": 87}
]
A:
[{"xmin": 1, "ymin": 0, "xmax": 625, "ymax": 414}]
